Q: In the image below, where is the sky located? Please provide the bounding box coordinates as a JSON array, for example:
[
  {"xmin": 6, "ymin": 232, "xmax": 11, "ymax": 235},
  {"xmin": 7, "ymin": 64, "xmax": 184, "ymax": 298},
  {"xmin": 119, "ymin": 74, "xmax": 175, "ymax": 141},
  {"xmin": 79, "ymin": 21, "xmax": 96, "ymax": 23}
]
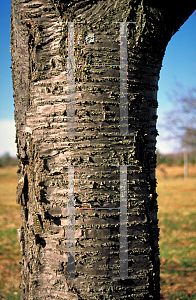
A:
[{"xmin": 0, "ymin": 2, "xmax": 196, "ymax": 156}]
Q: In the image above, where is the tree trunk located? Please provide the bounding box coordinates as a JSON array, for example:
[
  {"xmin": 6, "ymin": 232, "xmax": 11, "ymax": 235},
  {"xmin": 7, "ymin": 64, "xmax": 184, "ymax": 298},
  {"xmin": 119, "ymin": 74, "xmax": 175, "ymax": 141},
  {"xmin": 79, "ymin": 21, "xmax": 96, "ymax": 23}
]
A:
[
  {"xmin": 184, "ymin": 149, "xmax": 188, "ymax": 179},
  {"xmin": 11, "ymin": 1, "xmax": 195, "ymax": 299}
]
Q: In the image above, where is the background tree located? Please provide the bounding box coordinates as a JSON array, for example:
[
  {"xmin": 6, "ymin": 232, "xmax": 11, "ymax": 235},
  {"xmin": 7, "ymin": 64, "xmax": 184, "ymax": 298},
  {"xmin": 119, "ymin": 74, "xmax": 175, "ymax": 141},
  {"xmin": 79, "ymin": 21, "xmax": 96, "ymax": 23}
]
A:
[
  {"xmin": 165, "ymin": 87, "xmax": 196, "ymax": 150},
  {"xmin": 160, "ymin": 86, "xmax": 196, "ymax": 178},
  {"xmin": 11, "ymin": 0, "xmax": 195, "ymax": 299},
  {"xmin": 0, "ymin": 152, "xmax": 17, "ymax": 167}
]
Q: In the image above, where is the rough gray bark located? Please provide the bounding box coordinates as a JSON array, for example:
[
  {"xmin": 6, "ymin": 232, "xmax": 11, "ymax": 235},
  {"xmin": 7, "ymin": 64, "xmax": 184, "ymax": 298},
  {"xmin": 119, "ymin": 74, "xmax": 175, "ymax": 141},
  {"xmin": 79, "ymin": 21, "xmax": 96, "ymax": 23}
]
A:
[{"xmin": 11, "ymin": 0, "xmax": 195, "ymax": 299}]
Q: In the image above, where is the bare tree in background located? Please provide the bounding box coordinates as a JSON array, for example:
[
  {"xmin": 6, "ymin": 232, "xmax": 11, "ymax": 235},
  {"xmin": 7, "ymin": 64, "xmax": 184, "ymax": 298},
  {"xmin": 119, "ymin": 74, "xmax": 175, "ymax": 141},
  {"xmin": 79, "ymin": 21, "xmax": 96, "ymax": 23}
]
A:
[
  {"xmin": 161, "ymin": 86, "xmax": 196, "ymax": 178},
  {"xmin": 168, "ymin": 87, "xmax": 196, "ymax": 149},
  {"xmin": 11, "ymin": 0, "xmax": 195, "ymax": 299}
]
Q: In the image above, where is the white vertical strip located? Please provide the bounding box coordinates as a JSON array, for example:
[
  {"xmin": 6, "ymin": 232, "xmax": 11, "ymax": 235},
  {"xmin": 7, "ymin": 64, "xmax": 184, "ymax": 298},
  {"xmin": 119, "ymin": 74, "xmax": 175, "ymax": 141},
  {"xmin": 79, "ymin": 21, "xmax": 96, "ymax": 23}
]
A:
[
  {"xmin": 120, "ymin": 22, "xmax": 128, "ymax": 136},
  {"xmin": 67, "ymin": 22, "xmax": 75, "ymax": 136},
  {"xmin": 67, "ymin": 165, "xmax": 75, "ymax": 278},
  {"xmin": 120, "ymin": 165, "xmax": 128, "ymax": 278}
]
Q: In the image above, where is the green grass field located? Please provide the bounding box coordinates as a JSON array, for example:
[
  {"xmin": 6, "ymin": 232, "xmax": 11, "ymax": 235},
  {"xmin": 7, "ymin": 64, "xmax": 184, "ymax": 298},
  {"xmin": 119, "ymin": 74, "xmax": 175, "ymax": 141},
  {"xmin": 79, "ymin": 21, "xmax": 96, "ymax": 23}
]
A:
[
  {"xmin": 0, "ymin": 165, "xmax": 196, "ymax": 299},
  {"xmin": 157, "ymin": 164, "xmax": 196, "ymax": 300},
  {"xmin": 0, "ymin": 167, "xmax": 21, "ymax": 300}
]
